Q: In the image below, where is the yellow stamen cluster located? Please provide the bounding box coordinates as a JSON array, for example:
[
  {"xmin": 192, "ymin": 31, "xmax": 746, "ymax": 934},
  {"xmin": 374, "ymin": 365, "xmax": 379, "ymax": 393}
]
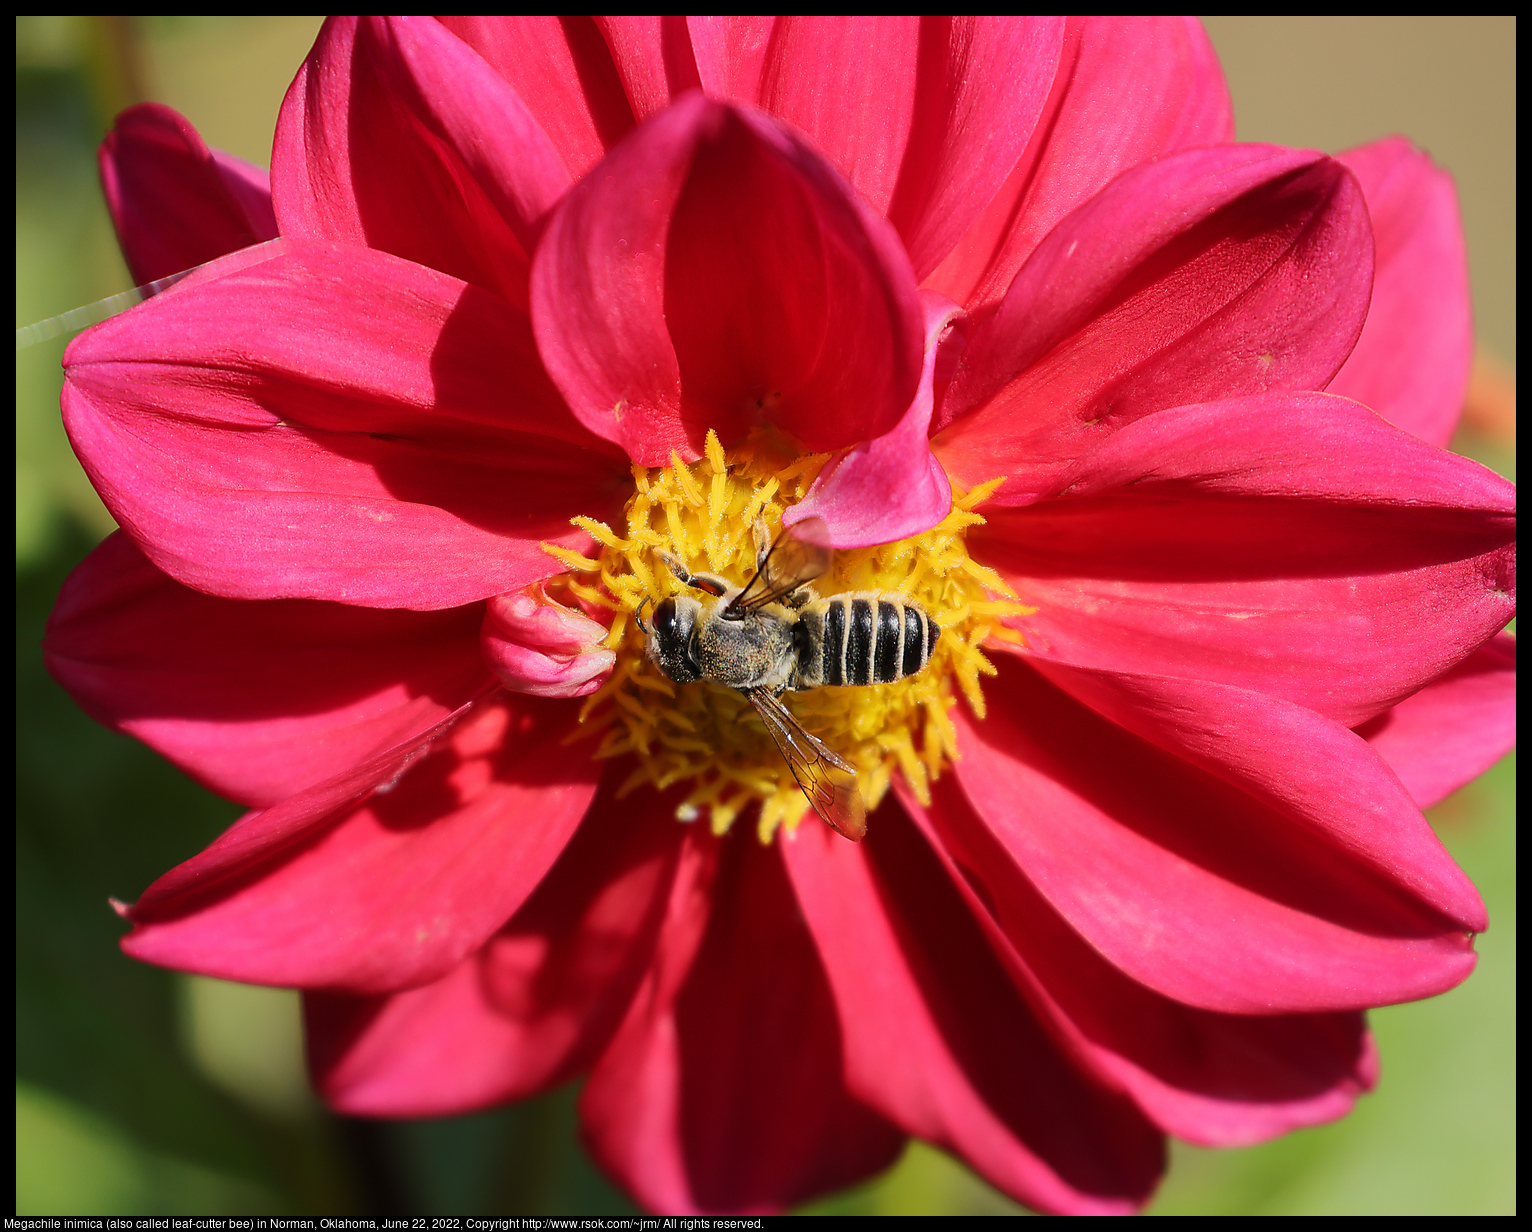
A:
[{"xmin": 545, "ymin": 430, "xmax": 1033, "ymax": 842}]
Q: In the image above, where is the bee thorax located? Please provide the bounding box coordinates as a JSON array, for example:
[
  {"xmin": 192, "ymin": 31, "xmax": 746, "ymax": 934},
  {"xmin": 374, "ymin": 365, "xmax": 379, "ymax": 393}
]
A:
[{"xmin": 694, "ymin": 609, "xmax": 797, "ymax": 690}]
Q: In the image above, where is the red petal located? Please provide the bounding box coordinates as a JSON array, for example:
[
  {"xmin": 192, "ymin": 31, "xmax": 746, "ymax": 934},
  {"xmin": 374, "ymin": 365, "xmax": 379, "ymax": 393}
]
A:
[
  {"xmin": 782, "ymin": 802, "xmax": 1164, "ymax": 1215},
  {"xmin": 970, "ymin": 394, "xmax": 1516, "ymax": 728},
  {"xmin": 907, "ymin": 775, "xmax": 1380, "ymax": 1147},
  {"xmin": 690, "ymin": 18, "xmax": 1064, "ymax": 282},
  {"xmin": 952, "ymin": 657, "xmax": 1479, "ymax": 1014},
  {"xmin": 583, "ymin": 828, "xmax": 903, "ymax": 1214},
  {"xmin": 273, "ymin": 16, "xmax": 571, "ymax": 307},
  {"xmin": 881, "ymin": 17, "xmax": 1065, "ymax": 282},
  {"xmin": 100, "ymin": 102, "xmax": 278, "ymax": 286},
  {"xmin": 307, "ymin": 781, "xmax": 688, "ymax": 1116},
  {"xmin": 938, "ymin": 146, "xmax": 1374, "ymax": 494},
  {"xmin": 532, "ymin": 95, "xmax": 924, "ymax": 464},
  {"xmin": 1027, "ymin": 658, "xmax": 1485, "ymax": 932},
  {"xmin": 1327, "ymin": 138, "xmax": 1473, "ymax": 447},
  {"xmin": 926, "ymin": 16, "xmax": 1233, "ymax": 314},
  {"xmin": 593, "ymin": 17, "xmax": 703, "ymax": 121},
  {"xmin": 43, "ymin": 532, "xmax": 489, "ymax": 808},
  {"xmin": 437, "ymin": 16, "xmax": 636, "ymax": 179},
  {"xmin": 711, "ymin": 17, "xmax": 924, "ymax": 220},
  {"xmin": 787, "ymin": 291, "xmax": 957, "ymax": 546},
  {"xmin": 63, "ymin": 241, "xmax": 627, "ymax": 611},
  {"xmin": 1356, "ymin": 633, "xmax": 1517, "ymax": 810},
  {"xmin": 684, "ymin": 17, "xmax": 775, "ymax": 102},
  {"xmin": 121, "ymin": 694, "xmax": 598, "ymax": 994}
]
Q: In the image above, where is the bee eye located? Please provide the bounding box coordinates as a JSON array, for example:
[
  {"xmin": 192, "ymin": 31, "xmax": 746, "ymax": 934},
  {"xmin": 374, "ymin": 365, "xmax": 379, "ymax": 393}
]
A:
[
  {"xmin": 654, "ymin": 598, "xmax": 679, "ymax": 638},
  {"xmin": 648, "ymin": 597, "xmax": 702, "ymax": 684}
]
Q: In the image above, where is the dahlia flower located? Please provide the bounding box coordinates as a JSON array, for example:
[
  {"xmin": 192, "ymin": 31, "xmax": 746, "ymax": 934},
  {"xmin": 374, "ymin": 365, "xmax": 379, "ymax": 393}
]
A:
[{"xmin": 45, "ymin": 16, "xmax": 1515, "ymax": 1216}]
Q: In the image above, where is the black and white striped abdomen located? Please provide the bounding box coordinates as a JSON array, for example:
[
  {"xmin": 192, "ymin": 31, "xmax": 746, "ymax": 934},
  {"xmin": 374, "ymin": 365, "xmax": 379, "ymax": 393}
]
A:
[{"xmin": 793, "ymin": 593, "xmax": 939, "ymax": 689}]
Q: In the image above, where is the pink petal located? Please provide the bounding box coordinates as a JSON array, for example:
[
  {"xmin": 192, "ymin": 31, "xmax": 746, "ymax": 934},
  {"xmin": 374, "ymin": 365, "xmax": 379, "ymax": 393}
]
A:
[
  {"xmin": 583, "ymin": 829, "xmax": 904, "ymax": 1215},
  {"xmin": 99, "ymin": 102, "xmax": 279, "ymax": 286},
  {"xmin": 1327, "ymin": 137, "xmax": 1473, "ymax": 447},
  {"xmin": 683, "ymin": 17, "xmax": 775, "ymax": 102},
  {"xmin": 437, "ymin": 16, "xmax": 636, "ymax": 179},
  {"xmin": 1356, "ymin": 633, "xmax": 1517, "ymax": 810},
  {"xmin": 63, "ymin": 241, "xmax": 628, "ymax": 611},
  {"xmin": 880, "ymin": 18, "xmax": 1065, "ymax": 283},
  {"xmin": 782, "ymin": 803, "xmax": 1164, "ymax": 1216},
  {"xmin": 969, "ymin": 394, "xmax": 1516, "ymax": 728},
  {"xmin": 593, "ymin": 17, "xmax": 703, "ymax": 121},
  {"xmin": 206, "ymin": 151, "xmax": 278, "ymax": 247},
  {"xmin": 273, "ymin": 16, "xmax": 571, "ymax": 307},
  {"xmin": 531, "ymin": 94, "xmax": 925, "ymax": 464},
  {"xmin": 925, "ymin": 16, "xmax": 1234, "ymax": 314},
  {"xmin": 786, "ymin": 291, "xmax": 957, "ymax": 546},
  {"xmin": 713, "ymin": 17, "xmax": 922, "ymax": 221},
  {"xmin": 117, "ymin": 690, "xmax": 489, "ymax": 912},
  {"xmin": 937, "ymin": 145, "xmax": 1374, "ymax": 491},
  {"xmin": 906, "ymin": 774, "xmax": 1380, "ymax": 1147},
  {"xmin": 690, "ymin": 18, "xmax": 1065, "ymax": 282},
  {"xmin": 481, "ymin": 586, "xmax": 615, "ymax": 699},
  {"xmin": 952, "ymin": 656, "xmax": 1479, "ymax": 1015},
  {"xmin": 307, "ymin": 783, "xmax": 688, "ymax": 1116},
  {"xmin": 43, "ymin": 532, "xmax": 490, "ymax": 808},
  {"xmin": 121, "ymin": 694, "xmax": 598, "ymax": 994},
  {"xmin": 1028, "ymin": 657, "xmax": 1485, "ymax": 932}
]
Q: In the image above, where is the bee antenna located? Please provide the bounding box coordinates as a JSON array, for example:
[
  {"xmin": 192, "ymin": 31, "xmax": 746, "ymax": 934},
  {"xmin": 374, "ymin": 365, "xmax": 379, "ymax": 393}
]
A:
[{"xmin": 634, "ymin": 597, "xmax": 651, "ymax": 634}]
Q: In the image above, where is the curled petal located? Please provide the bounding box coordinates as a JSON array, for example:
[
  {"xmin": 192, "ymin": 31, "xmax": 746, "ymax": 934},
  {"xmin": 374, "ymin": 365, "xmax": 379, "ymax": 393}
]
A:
[
  {"xmin": 273, "ymin": 16, "xmax": 571, "ymax": 305},
  {"xmin": 926, "ymin": 16, "xmax": 1234, "ymax": 314},
  {"xmin": 938, "ymin": 146, "xmax": 1374, "ymax": 495},
  {"xmin": 1327, "ymin": 137, "xmax": 1473, "ymax": 447},
  {"xmin": 63, "ymin": 241, "xmax": 628, "ymax": 611},
  {"xmin": 308, "ymin": 782, "xmax": 687, "ymax": 1116},
  {"xmin": 532, "ymin": 94, "xmax": 925, "ymax": 464},
  {"xmin": 121, "ymin": 695, "xmax": 598, "ymax": 995},
  {"xmin": 44, "ymin": 532, "xmax": 491, "ymax": 808},
  {"xmin": 481, "ymin": 585, "xmax": 616, "ymax": 698},
  {"xmin": 582, "ymin": 828, "xmax": 903, "ymax": 1215},
  {"xmin": 100, "ymin": 102, "xmax": 279, "ymax": 286},
  {"xmin": 782, "ymin": 802, "xmax": 1164, "ymax": 1215},
  {"xmin": 1356, "ymin": 633, "xmax": 1517, "ymax": 810},
  {"xmin": 971, "ymin": 394, "xmax": 1516, "ymax": 728},
  {"xmin": 786, "ymin": 290, "xmax": 958, "ymax": 547},
  {"xmin": 952, "ymin": 657, "xmax": 1479, "ymax": 1015}
]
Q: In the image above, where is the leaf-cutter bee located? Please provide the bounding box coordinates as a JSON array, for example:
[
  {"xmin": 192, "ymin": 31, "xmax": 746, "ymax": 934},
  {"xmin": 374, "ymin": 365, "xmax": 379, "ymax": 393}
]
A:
[{"xmin": 637, "ymin": 515, "xmax": 939, "ymax": 841}]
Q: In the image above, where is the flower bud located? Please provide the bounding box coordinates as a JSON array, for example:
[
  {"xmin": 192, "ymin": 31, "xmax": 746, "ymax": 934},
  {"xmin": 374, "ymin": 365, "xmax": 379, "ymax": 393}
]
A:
[{"xmin": 481, "ymin": 586, "xmax": 615, "ymax": 698}]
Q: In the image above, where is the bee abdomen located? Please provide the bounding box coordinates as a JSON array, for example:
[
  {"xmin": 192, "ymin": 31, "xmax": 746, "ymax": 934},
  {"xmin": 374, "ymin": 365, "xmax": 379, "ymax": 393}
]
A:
[{"xmin": 797, "ymin": 594, "xmax": 937, "ymax": 689}]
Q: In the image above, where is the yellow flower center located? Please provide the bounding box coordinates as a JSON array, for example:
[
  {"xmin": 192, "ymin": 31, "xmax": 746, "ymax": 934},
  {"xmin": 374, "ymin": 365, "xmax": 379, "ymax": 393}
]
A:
[{"xmin": 545, "ymin": 430, "xmax": 1031, "ymax": 842}]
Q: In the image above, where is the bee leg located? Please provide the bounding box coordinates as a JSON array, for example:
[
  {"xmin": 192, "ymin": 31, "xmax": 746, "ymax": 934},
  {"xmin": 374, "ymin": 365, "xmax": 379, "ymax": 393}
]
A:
[
  {"xmin": 656, "ymin": 551, "xmax": 730, "ymax": 597},
  {"xmin": 753, "ymin": 513, "xmax": 771, "ymax": 573},
  {"xmin": 655, "ymin": 549, "xmax": 694, "ymax": 587}
]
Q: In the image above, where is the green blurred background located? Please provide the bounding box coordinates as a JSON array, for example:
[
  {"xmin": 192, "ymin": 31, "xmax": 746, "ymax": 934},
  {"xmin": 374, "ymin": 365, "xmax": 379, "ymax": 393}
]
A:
[{"xmin": 15, "ymin": 16, "xmax": 1515, "ymax": 1216}]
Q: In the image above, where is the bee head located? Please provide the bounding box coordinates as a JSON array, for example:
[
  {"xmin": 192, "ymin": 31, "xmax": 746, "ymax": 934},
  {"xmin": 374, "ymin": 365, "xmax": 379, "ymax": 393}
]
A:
[{"xmin": 645, "ymin": 595, "xmax": 704, "ymax": 684}]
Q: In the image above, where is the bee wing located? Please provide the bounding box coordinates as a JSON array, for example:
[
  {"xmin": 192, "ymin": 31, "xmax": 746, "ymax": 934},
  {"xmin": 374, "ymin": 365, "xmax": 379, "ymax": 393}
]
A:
[
  {"xmin": 746, "ymin": 688, "xmax": 867, "ymax": 842},
  {"xmin": 727, "ymin": 516, "xmax": 832, "ymax": 613}
]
